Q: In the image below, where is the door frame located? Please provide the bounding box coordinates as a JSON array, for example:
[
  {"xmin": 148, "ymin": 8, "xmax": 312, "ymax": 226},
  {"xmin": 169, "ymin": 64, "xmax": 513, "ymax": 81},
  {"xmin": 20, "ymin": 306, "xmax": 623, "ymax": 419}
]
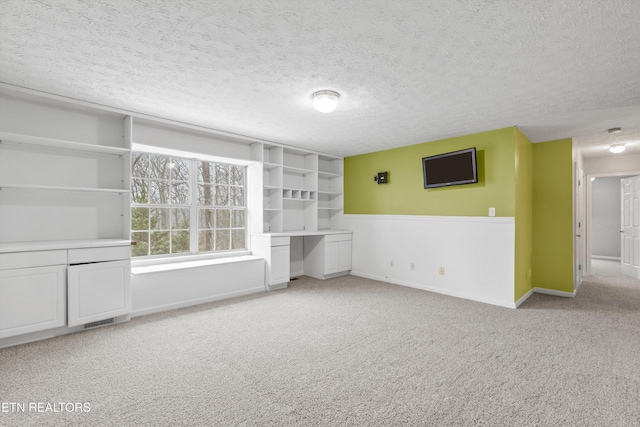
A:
[
  {"xmin": 574, "ymin": 165, "xmax": 585, "ymax": 290},
  {"xmin": 585, "ymin": 170, "xmax": 640, "ymax": 275}
]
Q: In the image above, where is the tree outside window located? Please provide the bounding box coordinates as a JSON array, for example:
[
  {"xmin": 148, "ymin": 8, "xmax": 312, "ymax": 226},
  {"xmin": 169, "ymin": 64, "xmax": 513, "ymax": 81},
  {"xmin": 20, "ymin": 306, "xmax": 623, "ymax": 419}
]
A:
[{"xmin": 131, "ymin": 152, "xmax": 246, "ymax": 258}]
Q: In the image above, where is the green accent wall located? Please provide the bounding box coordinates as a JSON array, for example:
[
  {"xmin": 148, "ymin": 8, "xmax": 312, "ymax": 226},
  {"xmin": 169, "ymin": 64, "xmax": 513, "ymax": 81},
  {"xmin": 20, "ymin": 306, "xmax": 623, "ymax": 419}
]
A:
[
  {"xmin": 344, "ymin": 127, "xmax": 574, "ymax": 303},
  {"xmin": 514, "ymin": 128, "xmax": 533, "ymax": 301},
  {"xmin": 344, "ymin": 127, "xmax": 516, "ymax": 217},
  {"xmin": 532, "ymin": 139, "xmax": 574, "ymax": 293}
]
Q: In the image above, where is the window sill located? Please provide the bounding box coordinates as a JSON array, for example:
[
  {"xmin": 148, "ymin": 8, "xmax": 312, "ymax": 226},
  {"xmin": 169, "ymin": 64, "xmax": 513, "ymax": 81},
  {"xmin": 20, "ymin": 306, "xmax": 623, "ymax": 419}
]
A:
[{"xmin": 131, "ymin": 251, "xmax": 259, "ymax": 275}]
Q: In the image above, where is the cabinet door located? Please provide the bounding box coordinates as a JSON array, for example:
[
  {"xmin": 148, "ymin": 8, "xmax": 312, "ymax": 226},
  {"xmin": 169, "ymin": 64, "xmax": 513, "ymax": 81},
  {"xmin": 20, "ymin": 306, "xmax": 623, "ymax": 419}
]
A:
[
  {"xmin": 338, "ymin": 240, "xmax": 352, "ymax": 272},
  {"xmin": 0, "ymin": 265, "xmax": 66, "ymax": 338},
  {"xmin": 324, "ymin": 241, "xmax": 340, "ymax": 275},
  {"xmin": 68, "ymin": 260, "xmax": 131, "ymax": 327},
  {"xmin": 270, "ymin": 245, "xmax": 290, "ymax": 286}
]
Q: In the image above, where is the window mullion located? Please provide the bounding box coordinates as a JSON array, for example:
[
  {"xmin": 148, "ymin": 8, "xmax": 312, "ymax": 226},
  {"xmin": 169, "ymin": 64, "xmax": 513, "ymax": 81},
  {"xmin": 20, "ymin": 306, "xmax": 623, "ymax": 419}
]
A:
[{"xmin": 189, "ymin": 158, "xmax": 198, "ymax": 254}]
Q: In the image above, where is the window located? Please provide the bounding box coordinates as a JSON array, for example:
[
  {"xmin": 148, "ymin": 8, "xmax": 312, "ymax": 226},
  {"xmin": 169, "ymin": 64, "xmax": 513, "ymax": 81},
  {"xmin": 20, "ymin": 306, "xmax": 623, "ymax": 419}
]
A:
[
  {"xmin": 197, "ymin": 161, "xmax": 246, "ymax": 252},
  {"xmin": 131, "ymin": 152, "xmax": 247, "ymax": 258}
]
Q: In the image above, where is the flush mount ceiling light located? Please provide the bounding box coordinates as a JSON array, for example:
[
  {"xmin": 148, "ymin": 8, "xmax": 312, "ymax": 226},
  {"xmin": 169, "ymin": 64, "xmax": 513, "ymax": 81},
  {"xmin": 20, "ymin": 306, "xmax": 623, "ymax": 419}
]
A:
[
  {"xmin": 608, "ymin": 127, "xmax": 622, "ymax": 134},
  {"xmin": 312, "ymin": 90, "xmax": 340, "ymax": 113},
  {"xmin": 609, "ymin": 145, "xmax": 626, "ymax": 154}
]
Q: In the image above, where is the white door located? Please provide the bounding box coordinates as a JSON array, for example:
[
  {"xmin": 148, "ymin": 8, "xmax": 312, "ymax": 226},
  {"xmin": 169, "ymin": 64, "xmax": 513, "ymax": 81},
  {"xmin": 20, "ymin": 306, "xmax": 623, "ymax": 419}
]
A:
[
  {"xmin": 621, "ymin": 176, "xmax": 640, "ymax": 279},
  {"xmin": 68, "ymin": 260, "xmax": 131, "ymax": 327}
]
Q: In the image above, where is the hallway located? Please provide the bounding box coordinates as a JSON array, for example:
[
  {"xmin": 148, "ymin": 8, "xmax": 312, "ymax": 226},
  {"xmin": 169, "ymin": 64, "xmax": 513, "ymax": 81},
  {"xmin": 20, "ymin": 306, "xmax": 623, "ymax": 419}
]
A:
[
  {"xmin": 580, "ymin": 258, "xmax": 640, "ymax": 310},
  {"xmin": 591, "ymin": 258, "xmax": 624, "ymax": 277}
]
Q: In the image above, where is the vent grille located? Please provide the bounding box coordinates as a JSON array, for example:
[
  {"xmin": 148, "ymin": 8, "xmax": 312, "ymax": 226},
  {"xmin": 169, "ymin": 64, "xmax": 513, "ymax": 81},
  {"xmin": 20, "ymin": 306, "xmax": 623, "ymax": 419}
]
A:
[{"xmin": 83, "ymin": 318, "xmax": 115, "ymax": 329}]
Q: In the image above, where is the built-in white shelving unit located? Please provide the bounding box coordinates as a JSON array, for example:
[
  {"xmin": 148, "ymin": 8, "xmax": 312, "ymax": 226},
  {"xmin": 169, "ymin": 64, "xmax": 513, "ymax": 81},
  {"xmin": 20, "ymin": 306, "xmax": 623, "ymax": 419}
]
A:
[
  {"xmin": 249, "ymin": 144, "xmax": 344, "ymax": 233},
  {"xmin": 0, "ymin": 87, "xmax": 133, "ymax": 345},
  {"xmin": 0, "ymin": 94, "xmax": 132, "ymax": 245}
]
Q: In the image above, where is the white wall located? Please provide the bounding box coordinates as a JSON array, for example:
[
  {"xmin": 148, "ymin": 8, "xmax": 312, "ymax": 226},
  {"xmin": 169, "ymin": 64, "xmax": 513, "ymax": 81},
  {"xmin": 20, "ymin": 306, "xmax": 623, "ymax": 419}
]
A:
[
  {"xmin": 584, "ymin": 154, "xmax": 640, "ymax": 175},
  {"xmin": 131, "ymin": 257, "xmax": 265, "ymax": 317},
  {"xmin": 343, "ymin": 214, "xmax": 516, "ymax": 308},
  {"xmin": 592, "ymin": 177, "xmax": 626, "ymax": 258}
]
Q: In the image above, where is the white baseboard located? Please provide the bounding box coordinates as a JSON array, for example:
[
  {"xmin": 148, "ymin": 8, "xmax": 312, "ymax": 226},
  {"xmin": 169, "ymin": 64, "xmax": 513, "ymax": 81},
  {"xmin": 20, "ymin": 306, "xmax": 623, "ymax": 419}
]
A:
[
  {"xmin": 350, "ymin": 271, "xmax": 517, "ymax": 309},
  {"xmin": 592, "ymin": 255, "xmax": 621, "ymax": 261},
  {"xmin": 351, "ymin": 272, "xmax": 580, "ymax": 308},
  {"xmin": 533, "ymin": 287, "xmax": 576, "ymax": 298}
]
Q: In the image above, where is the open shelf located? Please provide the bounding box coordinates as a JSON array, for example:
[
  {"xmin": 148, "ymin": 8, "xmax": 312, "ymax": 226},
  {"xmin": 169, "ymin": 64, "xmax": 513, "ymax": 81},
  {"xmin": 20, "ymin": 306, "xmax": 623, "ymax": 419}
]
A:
[
  {"xmin": 0, "ymin": 92, "xmax": 132, "ymax": 246},
  {"xmin": 283, "ymin": 165, "xmax": 315, "ymax": 175},
  {"xmin": 317, "ymin": 170, "xmax": 341, "ymax": 178},
  {"xmin": 0, "ymin": 184, "xmax": 129, "ymax": 193},
  {"xmin": 252, "ymin": 144, "xmax": 343, "ymax": 233},
  {"xmin": 0, "ymin": 132, "xmax": 128, "ymax": 156}
]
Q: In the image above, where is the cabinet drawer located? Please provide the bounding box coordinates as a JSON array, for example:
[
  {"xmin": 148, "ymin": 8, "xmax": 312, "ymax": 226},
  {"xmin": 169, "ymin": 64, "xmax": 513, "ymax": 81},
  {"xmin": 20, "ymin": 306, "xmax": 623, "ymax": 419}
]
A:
[
  {"xmin": 325, "ymin": 233, "xmax": 352, "ymax": 243},
  {"xmin": 270, "ymin": 236, "xmax": 290, "ymax": 247},
  {"xmin": 0, "ymin": 250, "xmax": 67, "ymax": 270},
  {"xmin": 68, "ymin": 246, "xmax": 130, "ymax": 264}
]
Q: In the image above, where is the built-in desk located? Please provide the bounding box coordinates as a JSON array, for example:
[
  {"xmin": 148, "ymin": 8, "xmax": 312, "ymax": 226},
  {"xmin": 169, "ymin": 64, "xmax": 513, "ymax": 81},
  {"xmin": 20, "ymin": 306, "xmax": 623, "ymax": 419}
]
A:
[{"xmin": 252, "ymin": 230, "xmax": 352, "ymax": 290}]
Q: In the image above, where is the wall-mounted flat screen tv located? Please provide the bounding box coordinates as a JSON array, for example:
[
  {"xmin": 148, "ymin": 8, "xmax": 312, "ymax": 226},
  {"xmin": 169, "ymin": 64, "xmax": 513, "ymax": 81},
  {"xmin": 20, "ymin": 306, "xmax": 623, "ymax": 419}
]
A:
[{"xmin": 422, "ymin": 147, "xmax": 478, "ymax": 189}]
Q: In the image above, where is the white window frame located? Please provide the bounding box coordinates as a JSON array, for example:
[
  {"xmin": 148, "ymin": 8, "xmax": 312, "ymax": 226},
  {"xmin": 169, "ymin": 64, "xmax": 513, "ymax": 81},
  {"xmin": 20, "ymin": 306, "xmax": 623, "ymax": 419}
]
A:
[{"xmin": 131, "ymin": 144, "xmax": 252, "ymax": 265}]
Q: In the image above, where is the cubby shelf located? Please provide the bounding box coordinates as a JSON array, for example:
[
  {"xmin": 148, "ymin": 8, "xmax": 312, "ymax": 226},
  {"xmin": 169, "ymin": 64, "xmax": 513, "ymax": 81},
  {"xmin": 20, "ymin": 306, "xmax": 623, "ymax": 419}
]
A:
[{"xmin": 250, "ymin": 143, "xmax": 343, "ymax": 233}]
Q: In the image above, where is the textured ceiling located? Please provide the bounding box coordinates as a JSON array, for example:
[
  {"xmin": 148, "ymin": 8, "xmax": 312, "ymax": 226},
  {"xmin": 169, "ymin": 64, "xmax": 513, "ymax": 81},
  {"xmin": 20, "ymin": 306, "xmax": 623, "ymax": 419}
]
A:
[{"xmin": 1, "ymin": 0, "xmax": 639, "ymax": 158}]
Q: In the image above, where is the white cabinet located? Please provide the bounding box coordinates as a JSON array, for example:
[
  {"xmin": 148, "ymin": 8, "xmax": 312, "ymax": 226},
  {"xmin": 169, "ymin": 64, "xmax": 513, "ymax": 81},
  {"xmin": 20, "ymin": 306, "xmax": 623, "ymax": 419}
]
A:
[
  {"xmin": 0, "ymin": 243, "xmax": 132, "ymax": 341},
  {"xmin": 0, "ymin": 266, "xmax": 67, "ymax": 339},
  {"xmin": 325, "ymin": 241, "xmax": 341, "ymax": 275},
  {"xmin": 325, "ymin": 239, "xmax": 352, "ymax": 275},
  {"xmin": 304, "ymin": 233, "xmax": 352, "ymax": 280},
  {"xmin": 68, "ymin": 259, "xmax": 131, "ymax": 327},
  {"xmin": 338, "ymin": 240, "xmax": 352, "ymax": 272},
  {"xmin": 0, "ymin": 250, "xmax": 68, "ymax": 339},
  {"xmin": 251, "ymin": 234, "xmax": 290, "ymax": 290},
  {"xmin": 270, "ymin": 245, "xmax": 291, "ymax": 287}
]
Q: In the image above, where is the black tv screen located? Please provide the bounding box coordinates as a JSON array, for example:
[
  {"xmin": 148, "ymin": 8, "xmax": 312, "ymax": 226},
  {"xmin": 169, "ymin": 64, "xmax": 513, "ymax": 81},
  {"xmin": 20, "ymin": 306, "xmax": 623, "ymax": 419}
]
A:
[{"xmin": 422, "ymin": 147, "xmax": 478, "ymax": 189}]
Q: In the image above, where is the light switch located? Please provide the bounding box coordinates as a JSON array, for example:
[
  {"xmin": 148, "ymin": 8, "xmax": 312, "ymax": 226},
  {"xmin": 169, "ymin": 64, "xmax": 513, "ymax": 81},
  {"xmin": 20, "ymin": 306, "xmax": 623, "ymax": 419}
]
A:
[{"xmin": 489, "ymin": 207, "xmax": 496, "ymax": 217}]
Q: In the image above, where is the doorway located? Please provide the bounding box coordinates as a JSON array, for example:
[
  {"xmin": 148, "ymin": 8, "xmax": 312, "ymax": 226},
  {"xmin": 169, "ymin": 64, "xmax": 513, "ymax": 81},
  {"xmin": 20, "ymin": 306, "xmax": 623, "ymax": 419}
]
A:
[{"xmin": 586, "ymin": 172, "xmax": 640, "ymax": 277}]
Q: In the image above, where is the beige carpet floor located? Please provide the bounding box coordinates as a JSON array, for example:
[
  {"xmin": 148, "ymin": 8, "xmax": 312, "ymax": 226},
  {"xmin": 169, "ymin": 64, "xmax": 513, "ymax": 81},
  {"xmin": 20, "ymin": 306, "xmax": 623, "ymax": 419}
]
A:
[{"xmin": 1, "ymin": 264, "xmax": 639, "ymax": 426}]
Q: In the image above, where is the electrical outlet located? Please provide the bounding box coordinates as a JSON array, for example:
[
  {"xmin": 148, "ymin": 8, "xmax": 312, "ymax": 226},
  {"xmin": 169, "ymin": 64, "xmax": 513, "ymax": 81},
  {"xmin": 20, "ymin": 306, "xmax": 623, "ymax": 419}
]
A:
[
  {"xmin": 410, "ymin": 263, "xmax": 415, "ymax": 270},
  {"xmin": 489, "ymin": 207, "xmax": 496, "ymax": 217},
  {"xmin": 439, "ymin": 267, "xmax": 445, "ymax": 275}
]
